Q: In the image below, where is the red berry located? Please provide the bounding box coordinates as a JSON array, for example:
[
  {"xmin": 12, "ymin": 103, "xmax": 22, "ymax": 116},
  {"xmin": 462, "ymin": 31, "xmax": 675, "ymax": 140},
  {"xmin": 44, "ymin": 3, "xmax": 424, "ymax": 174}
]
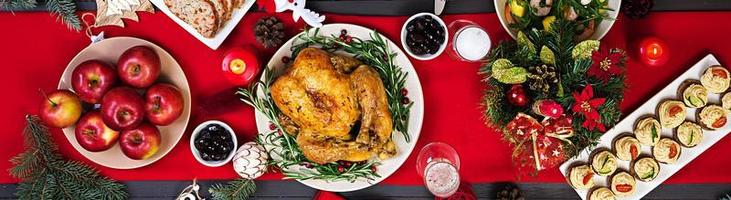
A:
[
  {"xmin": 340, "ymin": 29, "xmax": 347, "ymax": 36},
  {"xmin": 337, "ymin": 166, "xmax": 345, "ymax": 173},
  {"xmin": 344, "ymin": 36, "xmax": 352, "ymax": 44},
  {"xmin": 371, "ymin": 165, "xmax": 377, "ymax": 172},
  {"xmin": 400, "ymin": 88, "xmax": 408, "ymax": 96},
  {"xmin": 401, "ymin": 97, "xmax": 410, "ymax": 104},
  {"xmin": 268, "ymin": 123, "xmax": 276, "ymax": 130},
  {"xmin": 281, "ymin": 56, "xmax": 291, "ymax": 63}
]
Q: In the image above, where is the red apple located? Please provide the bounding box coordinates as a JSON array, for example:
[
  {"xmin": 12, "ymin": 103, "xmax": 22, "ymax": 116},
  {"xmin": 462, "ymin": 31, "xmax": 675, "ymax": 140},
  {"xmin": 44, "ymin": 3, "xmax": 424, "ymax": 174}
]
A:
[
  {"xmin": 72, "ymin": 60, "xmax": 118, "ymax": 103},
  {"xmin": 75, "ymin": 111, "xmax": 119, "ymax": 152},
  {"xmin": 39, "ymin": 89, "xmax": 82, "ymax": 128},
  {"xmin": 101, "ymin": 87, "xmax": 145, "ymax": 130},
  {"xmin": 117, "ymin": 46, "xmax": 161, "ymax": 88},
  {"xmin": 145, "ymin": 83, "xmax": 184, "ymax": 126},
  {"xmin": 119, "ymin": 123, "xmax": 161, "ymax": 160}
]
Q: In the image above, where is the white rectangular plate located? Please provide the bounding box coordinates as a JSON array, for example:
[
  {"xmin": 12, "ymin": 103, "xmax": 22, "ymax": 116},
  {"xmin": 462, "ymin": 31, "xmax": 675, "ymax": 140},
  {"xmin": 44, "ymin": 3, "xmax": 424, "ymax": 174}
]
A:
[
  {"xmin": 150, "ymin": 0, "xmax": 256, "ymax": 49},
  {"xmin": 559, "ymin": 54, "xmax": 729, "ymax": 200}
]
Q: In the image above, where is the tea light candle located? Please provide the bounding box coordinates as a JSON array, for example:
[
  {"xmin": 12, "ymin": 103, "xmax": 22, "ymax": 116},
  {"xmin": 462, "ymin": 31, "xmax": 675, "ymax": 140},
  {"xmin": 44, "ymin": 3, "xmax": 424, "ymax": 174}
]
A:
[
  {"xmin": 638, "ymin": 37, "xmax": 669, "ymax": 67},
  {"xmin": 222, "ymin": 47, "xmax": 260, "ymax": 86}
]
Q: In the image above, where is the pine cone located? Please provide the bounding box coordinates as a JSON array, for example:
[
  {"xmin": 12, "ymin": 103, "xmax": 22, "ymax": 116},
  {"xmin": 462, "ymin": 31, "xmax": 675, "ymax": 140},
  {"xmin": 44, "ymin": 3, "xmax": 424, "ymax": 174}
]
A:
[
  {"xmin": 527, "ymin": 64, "xmax": 558, "ymax": 94},
  {"xmin": 254, "ymin": 16, "xmax": 286, "ymax": 48},
  {"xmin": 496, "ymin": 184, "xmax": 524, "ymax": 200},
  {"xmin": 622, "ymin": 0, "xmax": 653, "ymax": 19}
]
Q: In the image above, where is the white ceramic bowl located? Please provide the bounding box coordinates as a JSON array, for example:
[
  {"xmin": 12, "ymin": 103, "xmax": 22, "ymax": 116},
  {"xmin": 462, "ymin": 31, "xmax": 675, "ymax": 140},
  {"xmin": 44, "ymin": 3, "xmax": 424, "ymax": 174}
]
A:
[
  {"xmin": 400, "ymin": 12, "xmax": 449, "ymax": 60},
  {"xmin": 190, "ymin": 120, "xmax": 238, "ymax": 167},
  {"xmin": 494, "ymin": 0, "xmax": 621, "ymax": 40}
]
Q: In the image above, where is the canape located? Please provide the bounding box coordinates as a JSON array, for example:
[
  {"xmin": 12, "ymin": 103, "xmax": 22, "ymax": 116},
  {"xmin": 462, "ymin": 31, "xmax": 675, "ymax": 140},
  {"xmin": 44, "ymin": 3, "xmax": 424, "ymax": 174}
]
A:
[
  {"xmin": 613, "ymin": 135, "xmax": 641, "ymax": 161},
  {"xmin": 680, "ymin": 82, "xmax": 708, "ymax": 108},
  {"xmin": 609, "ymin": 171, "xmax": 636, "ymax": 197},
  {"xmin": 588, "ymin": 187, "xmax": 615, "ymax": 200},
  {"xmin": 567, "ymin": 164, "xmax": 595, "ymax": 189},
  {"xmin": 697, "ymin": 105, "xmax": 728, "ymax": 130},
  {"xmin": 631, "ymin": 157, "xmax": 660, "ymax": 182},
  {"xmin": 652, "ymin": 138, "xmax": 681, "ymax": 164},
  {"xmin": 634, "ymin": 117, "xmax": 661, "ymax": 146},
  {"xmin": 700, "ymin": 65, "xmax": 730, "ymax": 94},
  {"xmin": 590, "ymin": 149, "xmax": 618, "ymax": 177},
  {"xmin": 657, "ymin": 100, "xmax": 686, "ymax": 129},
  {"xmin": 674, "ymin": 121, "xmax": 703, "ymax": 148},
  {"xmin": 722, "ymin": 92, "xmax": 731, "ymax": 110}
]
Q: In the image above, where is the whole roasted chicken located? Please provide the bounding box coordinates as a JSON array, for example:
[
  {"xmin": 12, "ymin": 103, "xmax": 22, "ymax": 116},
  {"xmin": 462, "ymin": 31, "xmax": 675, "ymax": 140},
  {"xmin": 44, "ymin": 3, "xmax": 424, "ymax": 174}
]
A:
[{"xmin": 270, "ymin": 48, "xmax": 396, "ymax": 164}]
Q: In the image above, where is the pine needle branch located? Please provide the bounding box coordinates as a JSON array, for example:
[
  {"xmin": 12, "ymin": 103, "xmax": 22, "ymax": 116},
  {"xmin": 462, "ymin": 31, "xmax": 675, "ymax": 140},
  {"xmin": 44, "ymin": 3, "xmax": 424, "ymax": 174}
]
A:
[
  {"xmin": 209, "ymin": 178, "xmax": 256, "ymax": 200},
  {"xmin": 45, "ymin": 0, "xmax": 81, "ymax": 31},
  {"xmin": 0, "ymin": 0, "xmax": 37, "ymax": 10},
  {"xmin": 9, "ymin": 115, "xmax": 127, "ymax": 200}
]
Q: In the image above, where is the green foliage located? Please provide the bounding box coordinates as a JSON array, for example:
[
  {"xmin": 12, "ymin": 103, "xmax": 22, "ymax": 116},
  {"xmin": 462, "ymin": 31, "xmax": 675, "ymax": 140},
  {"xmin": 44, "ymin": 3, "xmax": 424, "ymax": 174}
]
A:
[
  {"xmin": 209, "ymin": 178, "xmax": 256, "ymax": 200},
  {"xmin": 9, "ymin": 115, "xmax": 127, "ymax": 200},
  {"xmin": 1, "ymin": 0, "xmax": 81, "ymax": 31},
  {"xmin": 480, "ymin": 18, "xmax": 626, "ymax": 158},
  {"xmin": 505, "ymin": 0, "xmax": 613, "ymax": 36},
  {"xmin": 1, "ymin": 0, "xmax": 37, "ymax": 10}
]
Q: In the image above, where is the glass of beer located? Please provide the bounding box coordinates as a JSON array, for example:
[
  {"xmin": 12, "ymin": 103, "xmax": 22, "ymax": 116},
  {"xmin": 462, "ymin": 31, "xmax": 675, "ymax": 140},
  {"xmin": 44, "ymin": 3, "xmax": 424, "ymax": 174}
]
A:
[{"xmin": 416, "ymin": 142, "xmax": 461, "ymax": 198}]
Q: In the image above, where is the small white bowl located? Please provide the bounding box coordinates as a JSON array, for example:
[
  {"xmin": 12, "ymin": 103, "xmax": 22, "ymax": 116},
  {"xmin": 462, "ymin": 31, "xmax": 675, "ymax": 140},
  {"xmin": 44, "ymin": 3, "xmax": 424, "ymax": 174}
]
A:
[
  {"xmin": 190, "ymin": 120, "xmax": 238, "ymax": 167},
  {"xmin": 400, "ymin": 13, "xmax": 449, "ymax": 60}
]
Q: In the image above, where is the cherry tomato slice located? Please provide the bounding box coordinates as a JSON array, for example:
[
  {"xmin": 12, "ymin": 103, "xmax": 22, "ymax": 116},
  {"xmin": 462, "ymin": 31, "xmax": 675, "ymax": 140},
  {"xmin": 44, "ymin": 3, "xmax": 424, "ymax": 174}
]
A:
[
  {"xmin": 582, "ymin": 171, "xmax": 593, "ymax": 185},
  {"xmin": 630, "ymin": 145, "xmax": 639, "ymax": 160},
  {"xmin": 713, "ymin": 116, "xmax": 727, "ymax": 128},
  {"xmin": 668, "ymin": 144, "xmax": 678, "ymax": 159},
  {"xmin": 668, "ymin": 105, "xmax": 683, "ymax": 117},
  {"xmin": 712, "ymin": 68, "xmax": 728, "ymax": 79},
  {"xmin": 615, "ymin": 184, "xmax": 633, "ymax": 193}
]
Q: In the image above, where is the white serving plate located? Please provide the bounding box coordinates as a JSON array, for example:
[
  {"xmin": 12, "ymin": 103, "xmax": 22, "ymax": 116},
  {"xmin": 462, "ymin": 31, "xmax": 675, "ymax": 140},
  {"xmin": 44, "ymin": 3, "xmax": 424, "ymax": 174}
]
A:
[
  {"xmin": 254, "ymin": 23, "xmax": 424, "ymax": 192},
  {"xmin": 150, "ymin": 0, "xmax": 256, "ymax": 50},
  {"xmin": 494, "ymin": 0, "xmax": 621, "ymax": 40},
  {"xmin": 58, "ymin": 37, "xmax": 192, "ymax": 169},
  {"xmin": 559, "ymin": 54, "xmax": 728, "ymax": 200}
]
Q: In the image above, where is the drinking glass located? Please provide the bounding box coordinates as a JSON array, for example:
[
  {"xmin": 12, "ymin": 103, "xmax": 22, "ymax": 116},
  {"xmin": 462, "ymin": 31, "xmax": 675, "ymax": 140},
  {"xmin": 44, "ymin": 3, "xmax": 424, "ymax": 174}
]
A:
[
  {"xmin": 416, "ymin": 142, "xmax": 461, "ymax": 198},
  {"xmin": 446, "ymin": 20, "xmax": 492, "ymax": 62}
]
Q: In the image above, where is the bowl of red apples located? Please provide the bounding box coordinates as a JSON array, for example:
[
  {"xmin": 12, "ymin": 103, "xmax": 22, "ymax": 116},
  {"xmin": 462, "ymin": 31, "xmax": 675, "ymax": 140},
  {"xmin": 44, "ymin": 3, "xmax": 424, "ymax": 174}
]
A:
[{"xmin": 44, "ymin": 37, "xmax": 191, "ymax": 169}]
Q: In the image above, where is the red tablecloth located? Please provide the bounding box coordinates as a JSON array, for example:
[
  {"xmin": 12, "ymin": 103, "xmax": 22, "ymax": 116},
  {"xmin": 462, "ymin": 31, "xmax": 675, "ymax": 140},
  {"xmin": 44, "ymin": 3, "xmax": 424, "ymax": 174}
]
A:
[{"xmin": 2, "ymin": 11, "xmax": 731, "ymax": 186}]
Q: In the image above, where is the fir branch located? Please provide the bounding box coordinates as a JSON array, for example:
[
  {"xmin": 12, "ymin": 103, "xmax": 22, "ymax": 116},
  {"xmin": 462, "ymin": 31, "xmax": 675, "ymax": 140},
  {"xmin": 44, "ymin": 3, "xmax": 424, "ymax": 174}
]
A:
[
  {"xmin": 9, "ymin": 115, "xmax": 127, "ymax": 200},
  {"xmin": 0, "ymin": 0, "xmax": 37, "ymax": 10},
  {"xmin": 209, "ymin": 178, "xmax": 256, "ymax": 200},
  {"xmin": 45, "ymin": 0, "xmax": 81, "ymax": 31}
]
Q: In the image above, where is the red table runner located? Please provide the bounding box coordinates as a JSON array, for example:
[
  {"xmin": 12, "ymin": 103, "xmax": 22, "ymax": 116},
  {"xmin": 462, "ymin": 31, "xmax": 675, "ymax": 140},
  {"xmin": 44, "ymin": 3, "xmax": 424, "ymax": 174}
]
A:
[{"xmin": 2, "ymin": 11, "xmax": 731, "ymax": 186}]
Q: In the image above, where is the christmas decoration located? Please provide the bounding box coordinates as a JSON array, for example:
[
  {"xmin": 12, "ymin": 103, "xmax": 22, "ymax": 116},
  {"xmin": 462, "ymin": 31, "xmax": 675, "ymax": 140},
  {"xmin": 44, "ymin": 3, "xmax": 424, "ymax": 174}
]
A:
[
  {"xmin": 507, "ymin": 84, "xmax": 529, "ymax": 107},
  {"xmin": 9, "ymin": 115, "xmax": 127, "ymax": 199},
  {"xmin": 588, "ymin": 47, "xmax": 627, "ymax": 83},
  {"xmin": 254, "ymin": 16, "xmax": 286, "ymax": 48},
  {"xmin": 176, "ymin": 179, "xmax": 204, "ymax": 200},
  {"xmin": 93, "ymin": 0, "xmax": 154, "ymax": 28},
  {"xmin": 496, "ymin": 184, "xmax": 524, "ymax": 200},
  {"xmin": 257, "ymin": 0, "xmax": 325, "ymax": 27},
  {"xmin": 491, "ymin": 59, "xmax": 529, "ymax": 84},
  {"xmin": 208, "ymin": 178, "xmax": 256, "ymax": 200},
  {"xmin": 506, "ymin": 113, "xmax": 573, "ymax": 172},
  {"xmin": 572, "ymin": 85, "xmax": 607, "ymax": 132},
  {"xmin": 233, "ymin": 142, "xmax": 268, "ymax": 179},
  {"xmin": 638, "ymin": 36, "xmax": 670, "ymax": 67},
  {"xmin": 1, "ymin": 0, "xmax": 82, "ymax": 30},
  {"xmin": 532, "ymin": 99, "xmax": 563, "ymax": 119},
  {"xmin": 480, "ymin": 19, "xmax": 627, "ymax": 174},
  {"xmin": 222, "ymin": 47, "xmax": 261, "ymax": 86},
  {"xmin": 527, "ymin": 64, "xmax": 558, "ymax": 94},
  {"xmin": 623, "ymin": 0, "xmax": 654, "ymax": 19}
]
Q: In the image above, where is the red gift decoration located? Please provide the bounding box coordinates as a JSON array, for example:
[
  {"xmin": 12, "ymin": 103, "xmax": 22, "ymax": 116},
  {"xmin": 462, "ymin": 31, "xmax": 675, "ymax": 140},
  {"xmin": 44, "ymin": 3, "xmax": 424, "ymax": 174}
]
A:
[{"xmin": 506, "ymin": 113, "xmax": 574, "ymax": 173}]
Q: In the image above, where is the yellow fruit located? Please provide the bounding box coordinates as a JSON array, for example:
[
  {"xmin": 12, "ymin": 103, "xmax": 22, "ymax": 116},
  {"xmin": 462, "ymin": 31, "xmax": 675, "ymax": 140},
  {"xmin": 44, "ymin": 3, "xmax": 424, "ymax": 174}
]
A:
[
  {"xmin": 543, "ymin": 16, "xmax": 556, "ymax": 31},
  {"xmin": 510, "ymin": 0, "xmax": 525, "ymax": 18}
]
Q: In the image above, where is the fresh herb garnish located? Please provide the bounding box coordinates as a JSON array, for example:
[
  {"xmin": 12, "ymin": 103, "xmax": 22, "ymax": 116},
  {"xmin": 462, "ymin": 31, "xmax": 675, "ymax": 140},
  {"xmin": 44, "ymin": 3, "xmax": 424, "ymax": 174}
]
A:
[
  {"xmin": 651, "ymin": 125, "xmax": 658, "ymax": 142},
  {"xmin": 600, "ymin": 155, "xmax": 610, "ymax": 169},
  {"xmin": 688, "ymin": 130, "xmax": 695, "ymax": 144},
  {"xmin": 640, "ymin": 168, "xmax": 656, "ymax": 180}
]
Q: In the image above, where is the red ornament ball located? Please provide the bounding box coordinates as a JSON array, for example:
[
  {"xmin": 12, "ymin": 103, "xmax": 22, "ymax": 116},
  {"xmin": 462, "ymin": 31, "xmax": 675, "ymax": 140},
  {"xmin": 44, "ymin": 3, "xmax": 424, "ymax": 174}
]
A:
[{"xmin": 507, "ymin": 85, "xmax": 528, "ymax": 107}]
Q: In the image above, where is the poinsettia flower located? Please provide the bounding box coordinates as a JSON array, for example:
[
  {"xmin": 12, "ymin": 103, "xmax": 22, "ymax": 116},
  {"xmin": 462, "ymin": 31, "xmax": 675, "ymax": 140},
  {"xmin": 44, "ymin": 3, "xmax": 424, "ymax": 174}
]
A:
[
  {"xmin": 587, "ymin": 48, "xmax": 625, "ymax": 82},
  {"xmin": 572, "ymin": 85, "xmax": 607, "ymax": 132}
]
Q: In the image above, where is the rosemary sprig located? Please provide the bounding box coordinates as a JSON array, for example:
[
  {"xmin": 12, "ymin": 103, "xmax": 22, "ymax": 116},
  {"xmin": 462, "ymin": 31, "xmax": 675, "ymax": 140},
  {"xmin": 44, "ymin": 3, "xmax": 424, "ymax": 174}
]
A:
[{"xmin": 290, "ymin": 28, "xmax": 413, "ymax": 142}]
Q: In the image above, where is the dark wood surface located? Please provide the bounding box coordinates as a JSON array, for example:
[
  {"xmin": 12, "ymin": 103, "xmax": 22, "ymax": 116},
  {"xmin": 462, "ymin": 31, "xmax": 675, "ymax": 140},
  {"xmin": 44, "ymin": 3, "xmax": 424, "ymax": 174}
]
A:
[
  {"xmin": 1, "ymin": 181, "xmax": 730, "ymax": 199},
  {"xmin": 2, "ymin": 0, "xmax": 731, "ymax": 199}
]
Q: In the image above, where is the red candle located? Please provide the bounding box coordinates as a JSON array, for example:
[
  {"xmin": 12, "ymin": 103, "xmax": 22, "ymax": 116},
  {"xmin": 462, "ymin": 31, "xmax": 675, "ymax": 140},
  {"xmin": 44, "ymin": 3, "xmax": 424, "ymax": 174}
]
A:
[
  {"xmin": 221, "ymin": 47, "xmax": 260, "ymax": 87},
  {"xmin": 638, "ymin": 37, "xmax": 670, "ymax": 67}
]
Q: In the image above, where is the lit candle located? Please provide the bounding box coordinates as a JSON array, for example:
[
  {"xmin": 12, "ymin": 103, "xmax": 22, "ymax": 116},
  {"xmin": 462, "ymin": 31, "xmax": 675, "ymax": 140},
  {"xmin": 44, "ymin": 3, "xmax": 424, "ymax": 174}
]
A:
[
  {"xmin": 638, "ymin": 37, "xmax": 669, "ymax": 67},
  {"xmin": 222, "ymin": 47, "xmax": 260, "ymax": 86}
]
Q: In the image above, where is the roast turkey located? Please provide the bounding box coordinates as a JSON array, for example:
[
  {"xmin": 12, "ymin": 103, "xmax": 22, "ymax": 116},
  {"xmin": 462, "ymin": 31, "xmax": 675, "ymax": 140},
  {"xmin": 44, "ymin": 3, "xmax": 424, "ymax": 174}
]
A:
[{"xmin": 270, "ymin": 48, "xmax": 396, "ymax": 164}]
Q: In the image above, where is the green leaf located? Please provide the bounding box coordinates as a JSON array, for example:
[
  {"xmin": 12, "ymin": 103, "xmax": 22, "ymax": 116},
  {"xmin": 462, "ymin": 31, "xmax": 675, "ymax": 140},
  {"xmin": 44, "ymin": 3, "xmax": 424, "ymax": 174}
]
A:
[
  {"xmin": 540, "ymin": 46, "xmax": 555, "ymax": 65},
  {"xmin": 491, "ymin": 59, "xmax": 529, "ymax": 84},
  {"xmin": 651, "ymin": 125, "xmax": 658, "ymax": 142},
  {"xmin": 517, "ymin": 31, "xmax": 536, "ymax": 56},
  {"xmin": 572, "ymin": 40, "xmax": 600, "ymax": 59}
]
